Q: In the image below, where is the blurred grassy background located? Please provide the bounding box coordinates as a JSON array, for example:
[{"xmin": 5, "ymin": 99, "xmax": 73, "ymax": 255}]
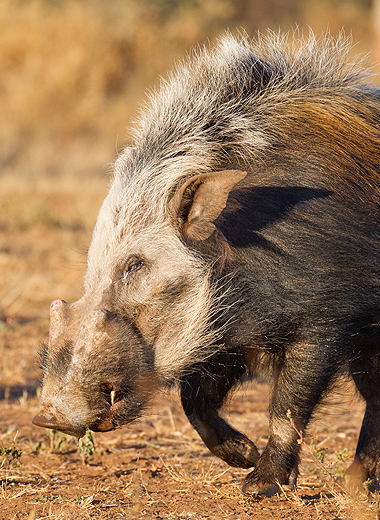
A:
[
  {"xmin": 0, "ymin": 0, "xmax": 377, "ymax": 180},
  {"xmin": 0, "ymin": 0, "xmax": 379, "ymax": 331}
]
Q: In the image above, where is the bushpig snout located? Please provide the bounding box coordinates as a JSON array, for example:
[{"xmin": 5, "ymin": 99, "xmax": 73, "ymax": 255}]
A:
[
  {"xmin": 35, "ymin": 293, "xmax": 161, "ymax": 438},
  {"xmin": 32, "ymin": 407, "xmax": 86, "ymax": 438},
  {"xmin": 34, "ymin": 298, "xmax": 112, "ymax": 438}
]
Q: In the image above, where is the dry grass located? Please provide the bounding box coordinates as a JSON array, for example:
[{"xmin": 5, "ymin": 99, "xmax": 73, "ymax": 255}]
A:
[
  {"xmin": 0, "ymin": 174, "xmax": 107, "ymax": 314},
  {"xmin": 0, "ymin": 387, "xmax": 375, "ymax": 519},
  {"xmin": 0, "ymin": 0, "xmax": 240, "ymax": 179}
]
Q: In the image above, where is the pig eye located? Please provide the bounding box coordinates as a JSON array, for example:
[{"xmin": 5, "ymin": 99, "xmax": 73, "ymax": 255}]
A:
[{"xmin": 121, "ymin": 259, "xmax": 144, "ymax": 282}]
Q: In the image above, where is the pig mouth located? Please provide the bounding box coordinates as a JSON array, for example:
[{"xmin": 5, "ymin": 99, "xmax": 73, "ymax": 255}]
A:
[
  {"xmin": 90, "ymin": 418, "xmax": 117, "ymax": 433},
  {"xmin": 89, "ymin": 400, "xmax": 123, "ymax": 433},
  {"xmin": 89, "ymin": 372, "xmax": 159, "ymax": 433}
]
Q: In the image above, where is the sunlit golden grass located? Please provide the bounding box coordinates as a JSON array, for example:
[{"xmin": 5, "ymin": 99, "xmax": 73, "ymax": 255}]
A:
[
  {"xmin": 0, "ymin": 0, "xmax": 375, "ymax": 181},
  {"xmin": 0, "ymin": 174, "xmax": 108, "ymax": 319},
  {"xmin": 0, "ymin": 0, "xmax": 241, "ymax": 178},
  {"xmin": 0, "ymin": 0, "xmax": 138, "ymax": 177}
]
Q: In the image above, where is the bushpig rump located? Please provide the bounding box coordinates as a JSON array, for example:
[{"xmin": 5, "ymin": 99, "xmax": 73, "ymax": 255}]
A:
[{"xmin": 33, "ymin": 31, "xmax": 380, "ymax": 495}]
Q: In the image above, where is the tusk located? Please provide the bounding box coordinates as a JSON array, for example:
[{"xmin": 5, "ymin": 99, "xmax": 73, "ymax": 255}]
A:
[{"xmin": 110, "ymin": 390, "xmax": 116, "ymax": 406}]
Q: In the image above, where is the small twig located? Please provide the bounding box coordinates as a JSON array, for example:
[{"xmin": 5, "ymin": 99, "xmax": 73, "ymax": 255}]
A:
[{"xmin": 286, "ymin": 410, "xmax": 347, "ymax": 495}]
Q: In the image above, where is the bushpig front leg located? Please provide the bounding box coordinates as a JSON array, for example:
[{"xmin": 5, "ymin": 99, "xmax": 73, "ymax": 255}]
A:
[
  {"xmin": 243, "ymin": 342, "xmax": 340, "ymax": 496},
  {"xmin": 180, "ymin": 352, "xmax": 259, "ymax": 469}
]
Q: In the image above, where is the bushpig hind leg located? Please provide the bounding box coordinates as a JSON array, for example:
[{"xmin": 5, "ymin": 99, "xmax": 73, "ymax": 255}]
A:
[
  {"xmin": 346, "ymin": 356, "xmax": 380, "ymax": 491},
  {"xmin": 243, "ymin": 338, "xmax": 342, "ymax": 496},
  {"xmin": 180, "ymin": 350, "xmax": 260, "ymax": 469}
]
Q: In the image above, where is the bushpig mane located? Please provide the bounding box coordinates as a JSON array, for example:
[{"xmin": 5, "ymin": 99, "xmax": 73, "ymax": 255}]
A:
[
  {"xmin": 115, "ymin": 29, "xmax": 373, "ymax": 202},
  {"xmin": 105, "ymin": 29, "xmax": 380, "ymax": 262}
]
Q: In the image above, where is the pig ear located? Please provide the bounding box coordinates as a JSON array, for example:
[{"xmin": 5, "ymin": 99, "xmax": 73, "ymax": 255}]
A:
[{"xmin": 168, "ymin": 170, "xmax": 247, "ymax": 241}]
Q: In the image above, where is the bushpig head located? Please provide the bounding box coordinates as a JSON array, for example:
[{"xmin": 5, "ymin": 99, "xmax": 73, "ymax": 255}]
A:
[{"xmin": 32, "ymin": 170, "xmax": 246, "ymax": 437}]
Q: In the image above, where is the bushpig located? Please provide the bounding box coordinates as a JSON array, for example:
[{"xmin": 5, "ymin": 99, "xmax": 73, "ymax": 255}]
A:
[{"xmin": 33, "ymin": 31, "xmax": 380, "ymax": 495}]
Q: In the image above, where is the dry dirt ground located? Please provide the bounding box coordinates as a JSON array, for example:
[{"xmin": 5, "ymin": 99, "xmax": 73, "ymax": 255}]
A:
[{"xmin": 0, "ymin": 176, "xmax": 379, "ymax": 520}]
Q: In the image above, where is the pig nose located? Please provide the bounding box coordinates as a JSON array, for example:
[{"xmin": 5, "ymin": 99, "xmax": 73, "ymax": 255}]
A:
[{"xmin": 32, "ymin": 408, "xmax": 86, "ymax": 438}]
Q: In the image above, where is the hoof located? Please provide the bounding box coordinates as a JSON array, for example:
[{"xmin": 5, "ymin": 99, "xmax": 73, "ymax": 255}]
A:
[
  {"xmin": 345, "ymin": 459, "xmax": 370, "ymax": 495},
  {"xmin": 241, "ymin": 480, "xmax": 281, "ymax": 497},
  {"xmin": 241, "ymin": 471, "xmax": 281, "ymax": 497},
  {"xmin": 289, "ymin": 468, "xmax": 298, "ymax": 490}
]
